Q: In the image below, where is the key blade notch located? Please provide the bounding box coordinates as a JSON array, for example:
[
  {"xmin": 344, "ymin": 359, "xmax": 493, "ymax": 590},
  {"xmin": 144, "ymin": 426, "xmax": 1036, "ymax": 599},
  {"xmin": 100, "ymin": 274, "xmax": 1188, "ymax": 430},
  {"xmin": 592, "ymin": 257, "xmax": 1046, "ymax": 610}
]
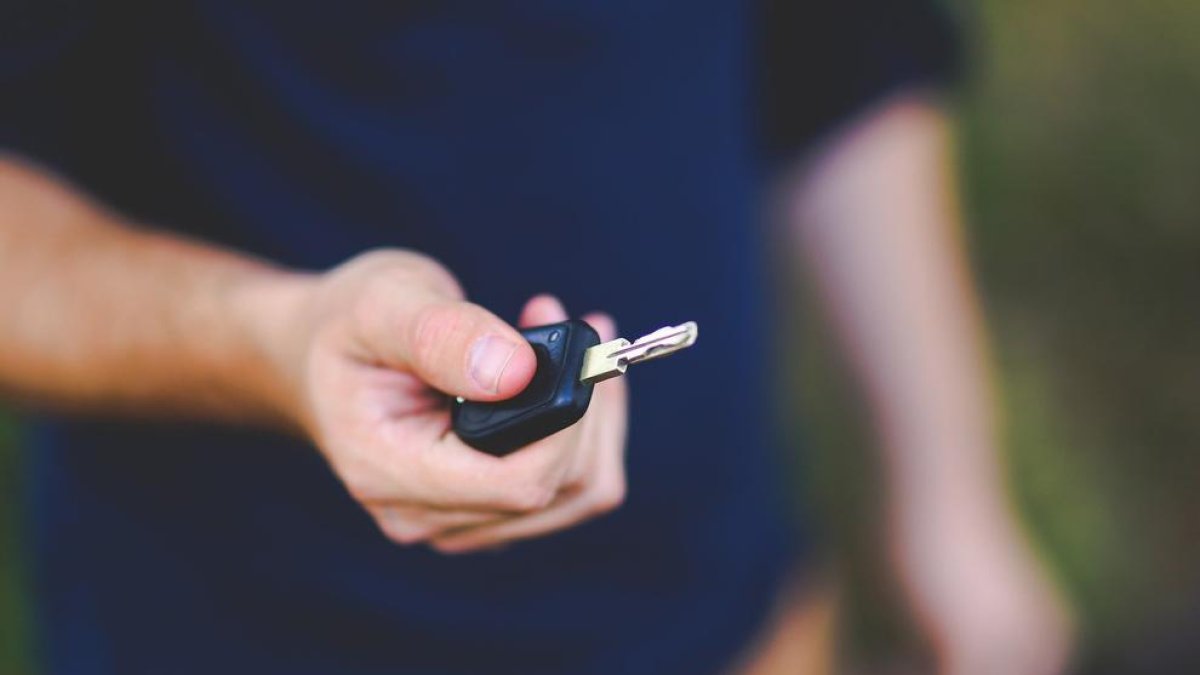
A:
[{"xmin": 612, "ymin": 321, "xmax": 698, "ymax": 365}]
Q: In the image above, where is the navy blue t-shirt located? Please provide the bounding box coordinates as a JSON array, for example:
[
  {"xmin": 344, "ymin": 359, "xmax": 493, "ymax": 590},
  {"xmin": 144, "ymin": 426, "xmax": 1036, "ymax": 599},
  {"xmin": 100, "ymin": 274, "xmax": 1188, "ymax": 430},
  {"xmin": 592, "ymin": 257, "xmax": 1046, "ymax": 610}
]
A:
[{"xmin": 1, "ymin": 2, "xmax": 957, "ymax": 673}]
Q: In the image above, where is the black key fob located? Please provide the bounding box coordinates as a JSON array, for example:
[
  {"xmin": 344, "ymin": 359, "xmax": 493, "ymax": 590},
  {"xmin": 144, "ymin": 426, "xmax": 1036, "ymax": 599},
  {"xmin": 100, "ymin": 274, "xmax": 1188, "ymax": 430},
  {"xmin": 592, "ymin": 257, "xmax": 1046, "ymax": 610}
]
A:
[{"xmin": 451, "ymin": 319, "xmax": 601, "ymax": 456}]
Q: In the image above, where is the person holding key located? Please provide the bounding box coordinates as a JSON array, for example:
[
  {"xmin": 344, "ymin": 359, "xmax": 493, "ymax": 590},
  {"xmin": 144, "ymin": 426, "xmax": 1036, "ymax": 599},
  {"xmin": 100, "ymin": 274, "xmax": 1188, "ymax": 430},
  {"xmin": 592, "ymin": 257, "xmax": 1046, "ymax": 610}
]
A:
[{"xmin": 0, "ymin": 1, "xmax": 1071, "ymax": 674}]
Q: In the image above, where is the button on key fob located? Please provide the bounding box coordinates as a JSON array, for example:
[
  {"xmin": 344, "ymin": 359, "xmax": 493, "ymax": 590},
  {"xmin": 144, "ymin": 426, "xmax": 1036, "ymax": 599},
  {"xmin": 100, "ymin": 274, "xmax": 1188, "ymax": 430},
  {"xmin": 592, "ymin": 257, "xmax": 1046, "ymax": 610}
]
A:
[{"xmin": 452, "ymin": 319, "xmax": 698, "ymax": 456}]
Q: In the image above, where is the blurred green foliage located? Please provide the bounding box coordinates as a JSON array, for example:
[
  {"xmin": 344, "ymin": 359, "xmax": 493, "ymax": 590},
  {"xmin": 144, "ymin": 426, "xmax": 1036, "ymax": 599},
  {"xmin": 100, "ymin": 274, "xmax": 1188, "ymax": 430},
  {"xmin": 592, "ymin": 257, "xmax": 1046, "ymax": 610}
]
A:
[
  {"xmin": 964, "ymin": 0, "xmax": 1200, "ymax": 643},
  {"xmin": 0, "ymin": 414, "xmax": 31, "ymax": 673},
  {"xmin": 799, "ymin": 0, "xmax": 1200, "ymax": 668}
]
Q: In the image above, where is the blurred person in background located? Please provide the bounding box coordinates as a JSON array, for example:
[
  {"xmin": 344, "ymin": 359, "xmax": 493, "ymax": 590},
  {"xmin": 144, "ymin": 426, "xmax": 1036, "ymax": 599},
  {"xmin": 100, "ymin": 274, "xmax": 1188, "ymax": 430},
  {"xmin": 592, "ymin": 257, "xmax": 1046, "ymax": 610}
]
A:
[{"xmin": 0, "ymin": 1, "xmax": 1071, "ymax": 674}]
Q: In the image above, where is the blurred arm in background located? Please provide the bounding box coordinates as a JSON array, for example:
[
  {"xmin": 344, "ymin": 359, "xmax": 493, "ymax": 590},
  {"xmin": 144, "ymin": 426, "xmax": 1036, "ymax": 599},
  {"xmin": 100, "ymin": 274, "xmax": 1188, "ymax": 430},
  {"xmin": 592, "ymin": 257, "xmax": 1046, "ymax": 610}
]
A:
[{"xmin": 786, "ymin": 92, "xmax": 1074, "ymax": 675}]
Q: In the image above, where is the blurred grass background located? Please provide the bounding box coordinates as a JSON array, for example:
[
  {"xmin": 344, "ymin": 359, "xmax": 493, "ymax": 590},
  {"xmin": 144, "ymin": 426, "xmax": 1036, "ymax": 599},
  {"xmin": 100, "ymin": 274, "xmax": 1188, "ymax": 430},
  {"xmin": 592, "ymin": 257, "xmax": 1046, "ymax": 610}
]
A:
[
  {"xmin": 799, "ymin": 0, "xmax": 1200, "ymax": 670},
  {"xmin": 0, "ymin": 413, "xmax": 31, "ymax": 673},
  {"xmin": 1, "ymin": 0, "xmax": 1199, "ymax": 672},
  {"xmin": 963, "ymin": 0, "xmax": 1200, "ymax": 646}
]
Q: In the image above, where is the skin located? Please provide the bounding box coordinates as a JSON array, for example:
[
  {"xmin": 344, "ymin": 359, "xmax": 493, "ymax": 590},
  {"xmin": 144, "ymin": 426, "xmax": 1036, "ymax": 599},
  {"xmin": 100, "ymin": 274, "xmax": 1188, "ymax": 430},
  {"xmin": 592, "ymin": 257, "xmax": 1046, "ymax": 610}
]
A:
[
  {"xmin": 0, "ymin": 159, "xmax": 628, "ymax": 553},
  {"xmin": 0, "ymin": 93, "xmax": 1070, "ymax": 672},
  {"xmin": 779, "ymin": 94, "xmax": 1074, "ymax": 674}
]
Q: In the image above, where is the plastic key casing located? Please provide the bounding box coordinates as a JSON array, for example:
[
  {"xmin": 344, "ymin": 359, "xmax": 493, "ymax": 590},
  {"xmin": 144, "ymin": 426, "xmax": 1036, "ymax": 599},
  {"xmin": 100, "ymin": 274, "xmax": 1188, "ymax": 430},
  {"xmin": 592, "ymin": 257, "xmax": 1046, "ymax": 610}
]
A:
[{"xmin": 452, "ymin": 319, "xmax": 601, "ymax": 456}]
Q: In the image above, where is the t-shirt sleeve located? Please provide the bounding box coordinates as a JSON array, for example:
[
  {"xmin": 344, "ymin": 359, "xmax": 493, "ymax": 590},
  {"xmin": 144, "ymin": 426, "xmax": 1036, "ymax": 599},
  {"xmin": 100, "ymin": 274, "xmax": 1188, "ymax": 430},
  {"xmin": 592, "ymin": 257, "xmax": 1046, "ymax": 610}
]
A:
[{"xmin": 758, "ymin": 0, "xmax": 963, "ymax": 163}]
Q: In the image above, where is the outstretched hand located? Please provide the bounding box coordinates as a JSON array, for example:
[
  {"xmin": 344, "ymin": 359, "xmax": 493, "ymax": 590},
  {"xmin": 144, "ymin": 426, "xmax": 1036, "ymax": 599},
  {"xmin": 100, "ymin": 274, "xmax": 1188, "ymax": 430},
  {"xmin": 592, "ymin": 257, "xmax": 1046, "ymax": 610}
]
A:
[{"xmin": 277, "ymin": 250, "xmax": 628, "ymax": 553}]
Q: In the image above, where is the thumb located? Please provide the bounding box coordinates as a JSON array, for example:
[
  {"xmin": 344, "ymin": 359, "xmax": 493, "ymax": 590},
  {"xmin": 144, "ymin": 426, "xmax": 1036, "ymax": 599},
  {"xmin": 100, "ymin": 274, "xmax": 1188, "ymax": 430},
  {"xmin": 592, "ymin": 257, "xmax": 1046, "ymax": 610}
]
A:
[{"xmin": 358, "ymin": 290, "xmax": 536, "ymax": 401}]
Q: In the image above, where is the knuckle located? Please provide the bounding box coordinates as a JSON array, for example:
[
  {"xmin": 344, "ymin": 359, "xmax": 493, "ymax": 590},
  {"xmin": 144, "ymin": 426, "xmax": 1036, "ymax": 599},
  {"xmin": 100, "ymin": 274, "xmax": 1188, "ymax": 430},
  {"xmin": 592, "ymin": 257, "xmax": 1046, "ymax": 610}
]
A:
[
  {"xmin": 349, "ymin": 253, "xmax": 464, "ymax": 325},
  {"xmin": 395, "ymin": 252, "xmax": 461, "ymax": 294},
  {"xmin": 379, "ymin": 517, "xmax": 432, "ymax": 546},
  {"xmin": 374, "ymin": 251, "xmax": 462, "ymax": 299},
  {"xmin": 351, "ymin": 248, "xmax": 437, "ymax": 276},
  {"xmin": 350, "ymin": 249, "xmax": 411, "ymax": 273},
  {"xmin": 503, "ymin": 483, "xmax": 556, "ymax": 512},
  {"xmin": 589, "ymin": 480, "xmax": 627, "ymax": 515},
  {"xmin": 344, "ymin": 481, "xmax": 376, "ymax": 506},
  {"xmin": 340, "ymin": 468, "xmax": 388, "ymax": 506},
  {"xmin": 522, "ymin": 444, "xmax": 572, "ymax": 488}
]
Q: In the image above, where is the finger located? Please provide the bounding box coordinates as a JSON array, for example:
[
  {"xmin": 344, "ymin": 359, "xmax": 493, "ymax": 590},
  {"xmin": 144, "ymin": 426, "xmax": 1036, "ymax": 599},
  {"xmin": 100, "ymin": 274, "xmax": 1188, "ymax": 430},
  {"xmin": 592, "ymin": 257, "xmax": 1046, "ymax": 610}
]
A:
[
  {"xmin": 558, "ymin": 312, "xmax": 628, "ymax": 486},
  {"xmin": 367, "ymin": 390, "xmax": 586, "ymax": 512},
  {"xmin": 581, "ymin": 311, "xmax": 617, "ymax": 342},
  {"xmin": 561, "ymin": 365, "xmax": 629, "ymax": 486},
  {"xmin": 367, "ymin": 504, "xmax": 509, "ymax": 545},
  {"xmin": 395, "ymin": 302, "xmax": 608, "ymax": 511},
  {"xmin": 430, "ymin": 383, "xmax": 627, "ymax": 553},
  {"xmin": 429, "ymin": 488, "xmax": 587, "ymax": 553},
  {"xmin": 388, "ymin": 409, "xmax": 591, "ymax": 513},
  {"xmin": 591, "ymin": 379, "xmax": 628, "ymax": 501},
  {"xmin": 582, "ymin": 311, "xmax": 627, "ymax": 446},
  {"xmin": 377, "ymin": 503, "xmax": 510, "ymax": 529},
  {"xmin": 421, "ymin": 416, "xmax": 581, "ymax": 507},
  {"xmin": 355, "ymin": 282, "xmax": 536, "ymax": 400},
  {"xmin": 518, "ymin": 294, "xmax": 569, "ymax": 327},
  {"xmin": 429, "ymin": 457, "xmax": 624, "ymax": 553}
]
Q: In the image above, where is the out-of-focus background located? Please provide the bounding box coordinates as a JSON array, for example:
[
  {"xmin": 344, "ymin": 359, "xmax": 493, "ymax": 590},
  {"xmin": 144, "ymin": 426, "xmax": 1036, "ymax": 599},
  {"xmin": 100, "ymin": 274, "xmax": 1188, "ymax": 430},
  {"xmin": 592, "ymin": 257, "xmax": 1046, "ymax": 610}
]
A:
[
  {"xmin": 795, "ymin": 0, "xmax": 1200, "ymax": 672},
  {"xmin": 1, "ymin": 0, "xmax": 1197, "ymax": 672}
]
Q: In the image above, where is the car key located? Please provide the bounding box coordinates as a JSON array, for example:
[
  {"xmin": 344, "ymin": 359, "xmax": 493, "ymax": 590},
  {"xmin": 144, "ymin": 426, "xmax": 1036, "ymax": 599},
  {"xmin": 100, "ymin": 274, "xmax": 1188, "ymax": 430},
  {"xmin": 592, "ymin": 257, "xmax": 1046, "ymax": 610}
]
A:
[{"xmin": 452, "ymin": 319, "xmax": 698, "ymax": 456}]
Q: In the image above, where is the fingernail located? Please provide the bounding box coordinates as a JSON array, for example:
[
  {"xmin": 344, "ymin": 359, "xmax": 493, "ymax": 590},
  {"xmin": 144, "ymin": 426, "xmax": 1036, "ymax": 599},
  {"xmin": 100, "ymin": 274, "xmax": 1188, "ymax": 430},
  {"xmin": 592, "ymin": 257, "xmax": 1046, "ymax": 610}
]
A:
[{"xmin": 469, "ymin": 335, "xmax": 518, "ymax": 393}]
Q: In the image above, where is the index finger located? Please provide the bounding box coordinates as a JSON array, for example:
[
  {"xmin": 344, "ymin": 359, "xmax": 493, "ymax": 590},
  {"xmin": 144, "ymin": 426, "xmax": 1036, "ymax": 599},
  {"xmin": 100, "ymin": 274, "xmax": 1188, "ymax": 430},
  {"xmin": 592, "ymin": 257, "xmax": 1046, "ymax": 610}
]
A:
[{"xmin": 396, "ymin": 415, "xmax": 570, "ymax": 512}]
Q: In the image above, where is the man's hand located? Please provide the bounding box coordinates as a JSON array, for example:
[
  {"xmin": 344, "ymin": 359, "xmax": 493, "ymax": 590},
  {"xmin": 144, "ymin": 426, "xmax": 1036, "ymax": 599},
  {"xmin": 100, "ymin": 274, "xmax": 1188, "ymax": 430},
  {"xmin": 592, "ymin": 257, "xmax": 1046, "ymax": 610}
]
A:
[
  {"xmin": 279, "ymin": 251, "xmax": 628, "ymax": 552},
  {"xmin": 0, "ymin": 160, "xmax": 627, "ymax": 553}
]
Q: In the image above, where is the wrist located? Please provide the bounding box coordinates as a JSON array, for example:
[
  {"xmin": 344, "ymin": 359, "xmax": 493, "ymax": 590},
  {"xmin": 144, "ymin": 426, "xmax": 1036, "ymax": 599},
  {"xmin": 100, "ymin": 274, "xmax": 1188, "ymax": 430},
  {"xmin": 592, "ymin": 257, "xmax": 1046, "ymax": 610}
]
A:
[{"xmin": 224, "ymin": 265, "xmax": 322, "ymax": 434}]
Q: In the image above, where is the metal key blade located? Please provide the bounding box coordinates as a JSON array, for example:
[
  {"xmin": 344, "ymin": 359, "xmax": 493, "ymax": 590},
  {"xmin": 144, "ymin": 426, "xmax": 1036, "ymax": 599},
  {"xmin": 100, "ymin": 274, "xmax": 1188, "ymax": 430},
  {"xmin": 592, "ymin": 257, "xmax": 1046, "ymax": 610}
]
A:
[
  {"xmin": 609, "ymin": 322, "xmax": 698, "ymax": 364},
  {"xmin": 579, "ymin": 321, "xmax": 698, "ymax": 384}
]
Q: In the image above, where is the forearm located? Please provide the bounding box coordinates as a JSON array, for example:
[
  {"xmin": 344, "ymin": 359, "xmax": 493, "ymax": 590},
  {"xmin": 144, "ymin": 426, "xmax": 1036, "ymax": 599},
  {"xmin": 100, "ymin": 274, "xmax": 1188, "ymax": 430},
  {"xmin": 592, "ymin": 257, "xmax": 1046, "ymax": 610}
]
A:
[
  {"xmin": 786, "ymin": 94, "xmax": 1071, "ymax": 672},
  {"xmin": 0, "ymin": 156, "xmax": 312, "ymax": 427},
  {"xmin": 788, "ymin": 96, "xmax": 1003, "ymax": 508}
]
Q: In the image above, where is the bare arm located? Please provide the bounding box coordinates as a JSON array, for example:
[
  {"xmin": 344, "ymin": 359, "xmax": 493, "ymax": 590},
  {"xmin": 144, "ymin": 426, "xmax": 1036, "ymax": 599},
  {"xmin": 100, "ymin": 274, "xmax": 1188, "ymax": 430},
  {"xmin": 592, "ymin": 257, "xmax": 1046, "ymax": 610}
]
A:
[
  {"xmin": 0, "ymin": 155, "xmax": 628, "ymax": 552},
  {"xmin": 0, "ymin": 157, "xmax": 308, "ymax": 426},
  {"xmin": 784, "ymin": 95, "xmax": 1072, "ymax": 674}
]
